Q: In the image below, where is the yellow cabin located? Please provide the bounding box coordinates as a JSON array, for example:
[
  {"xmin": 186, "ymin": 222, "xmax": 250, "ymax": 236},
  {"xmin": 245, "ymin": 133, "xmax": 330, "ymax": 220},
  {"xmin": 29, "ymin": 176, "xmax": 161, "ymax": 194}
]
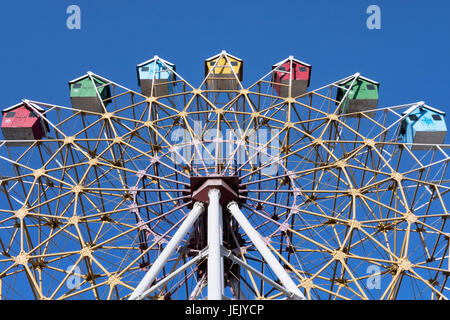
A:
[{"xmin": 204, "ymin": 51, "xmax": 243, "ymax": 90}]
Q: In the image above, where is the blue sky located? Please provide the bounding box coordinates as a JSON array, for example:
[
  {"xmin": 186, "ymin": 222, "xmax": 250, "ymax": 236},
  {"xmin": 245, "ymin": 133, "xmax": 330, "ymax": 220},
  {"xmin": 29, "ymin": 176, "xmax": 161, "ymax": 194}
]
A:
[{"xmin": 0, "ymin": 0, "xmax": 449, "ymax": 119}]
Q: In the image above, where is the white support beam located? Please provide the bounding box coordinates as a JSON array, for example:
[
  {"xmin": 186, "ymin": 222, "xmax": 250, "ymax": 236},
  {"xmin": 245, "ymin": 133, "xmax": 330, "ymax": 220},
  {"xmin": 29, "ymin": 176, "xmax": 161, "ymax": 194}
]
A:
[
  {"xmin": 129, "ymin": 202, "xmax": 205, "ymax": 300},
  {"xmin": 207, "ymin": 188, "xmax": 224, "ymax": 300},
  {"xmin": 189, "ymin": 274, "xmax": 207, "ymax": 300},
  {"xmin": 222, "ymin": 247, "xmax": 293, "ymax": 299},
  {"xmin": 227, "ymin": 201, "xmax": 306, "ymax": 300},
  {"xmin": 139, "ymin": 248, "xmax": 208, "ymax": 299}
]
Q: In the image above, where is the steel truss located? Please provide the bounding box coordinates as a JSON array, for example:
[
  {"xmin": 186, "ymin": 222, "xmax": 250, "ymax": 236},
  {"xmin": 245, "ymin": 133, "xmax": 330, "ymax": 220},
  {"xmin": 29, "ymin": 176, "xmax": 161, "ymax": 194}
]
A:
[{"xmin": 0, "ymin": 52, "xmax": 449, "ymax": 300}]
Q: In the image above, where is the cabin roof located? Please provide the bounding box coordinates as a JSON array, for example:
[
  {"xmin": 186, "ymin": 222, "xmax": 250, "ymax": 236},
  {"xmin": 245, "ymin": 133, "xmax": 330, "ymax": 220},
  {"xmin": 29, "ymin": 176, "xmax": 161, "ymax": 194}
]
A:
[
  {"xmin": 2, "ymin": 102, "xmax": 45, "ymax": 113},
  {"xmin": 205, "ymin": 51, "xmax": 243, "ymax": 63},
  {"xmin": 137, "ymin": 56, "xmax": 175, "ymax": 68},
  {"xmin": 272, "ymin": 56, "xmax": 311, "ymax": 69},
  {"xmin": 402, "ymin": 104, "xmax": 446, "ymax": 116},
  {"xmin": 68, "ymin": 73, "xmax": 109, "ymax": 85},
  {"xmin": 339, "ymin": 75, "xmax": 379, "ymax": 86}
]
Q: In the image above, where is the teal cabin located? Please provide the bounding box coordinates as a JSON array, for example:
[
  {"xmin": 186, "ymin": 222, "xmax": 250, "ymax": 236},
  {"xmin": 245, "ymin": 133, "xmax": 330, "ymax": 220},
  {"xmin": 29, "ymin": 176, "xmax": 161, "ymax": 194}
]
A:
[
  {"xmin": 399, "ymin": 104, "xmax": 447, "ymax": 150},
  {"xmin": 136, "ymin": 56, "xmax": 176, "ymax": 97}
]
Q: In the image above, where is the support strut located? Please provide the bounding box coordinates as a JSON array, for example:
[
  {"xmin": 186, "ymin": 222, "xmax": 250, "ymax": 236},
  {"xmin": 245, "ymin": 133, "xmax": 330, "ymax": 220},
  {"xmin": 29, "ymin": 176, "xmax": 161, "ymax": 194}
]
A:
[
  {"xmin": 207, "ymin": 188, "xmax": 224, "ymax": 300},
  {"xmin": 227, "ymin": 201, "xmax": 306, "ymax": 300},
  {"xmin": 129, "ymin": 202, "xmax": 205, "ymax": 300}
]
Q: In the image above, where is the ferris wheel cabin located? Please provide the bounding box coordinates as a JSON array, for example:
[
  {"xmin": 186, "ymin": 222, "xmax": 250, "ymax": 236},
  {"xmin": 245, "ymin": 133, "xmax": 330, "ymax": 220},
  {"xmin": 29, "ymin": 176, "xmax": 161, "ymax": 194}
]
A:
[
  {"xmin": 205, "ymin": 51, "xmax": 243, "ymax": 91},
  {"xmin": 336, "ymin": 75, "xmax": 379, "ymax": 117},
  {"xmin": 137, "ymin": 56, "xmax": 176, "ymax": 97},
  {"xmin": 69, "ymin": 74, "xmax": 111, "ymax": 113},
  {"xmin": 1, "ymin": 102, "xmax": 49, "ymax": 145},
  {"xmin": 399, "ymin": 104, "xmax": 447, "ymax": 150},
  {"xmin": 272, "ymin": 57, "xmax": 311, "ymax": 98}
]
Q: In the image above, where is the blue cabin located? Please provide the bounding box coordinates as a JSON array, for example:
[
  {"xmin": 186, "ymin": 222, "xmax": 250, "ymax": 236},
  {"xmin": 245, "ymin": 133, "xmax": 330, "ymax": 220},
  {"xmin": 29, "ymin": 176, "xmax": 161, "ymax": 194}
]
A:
[
  {"xmin": 399, "ymin": 104, "xmax": 447, "ymax": 150},
  {"xmin": 136, "ymin": 56, "xmax": 176, "ymax": 97}
]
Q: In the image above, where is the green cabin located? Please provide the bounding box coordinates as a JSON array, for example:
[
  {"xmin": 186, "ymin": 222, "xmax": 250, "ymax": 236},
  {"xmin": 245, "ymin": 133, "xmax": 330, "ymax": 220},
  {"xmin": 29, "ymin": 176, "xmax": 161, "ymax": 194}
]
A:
[
  {"xmin": 336, "ymin": 75, "xmax": 379, "ymax": 117},
  {"xmin": 69, "ymin": 74, "xmax": 111, "ymax": 113}
]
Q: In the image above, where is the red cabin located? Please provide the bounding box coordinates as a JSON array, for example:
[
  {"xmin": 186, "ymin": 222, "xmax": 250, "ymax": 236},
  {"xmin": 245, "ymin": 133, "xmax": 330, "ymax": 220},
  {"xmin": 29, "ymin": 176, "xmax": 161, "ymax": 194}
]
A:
[
  {"xmin": 272, "ymin": 56, "xmax": 311, "ymax": 97},
  {"xmin": 1, "ymin": 102, "xmax": 49, "ymax": 144}
]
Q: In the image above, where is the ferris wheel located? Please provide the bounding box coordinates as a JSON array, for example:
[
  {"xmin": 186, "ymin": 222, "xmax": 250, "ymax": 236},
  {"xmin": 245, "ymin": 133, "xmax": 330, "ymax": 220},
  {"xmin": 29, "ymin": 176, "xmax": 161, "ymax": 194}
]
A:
[{"xmin": 0, "ymin": 50, "xmax": 449, "ymax": 300}]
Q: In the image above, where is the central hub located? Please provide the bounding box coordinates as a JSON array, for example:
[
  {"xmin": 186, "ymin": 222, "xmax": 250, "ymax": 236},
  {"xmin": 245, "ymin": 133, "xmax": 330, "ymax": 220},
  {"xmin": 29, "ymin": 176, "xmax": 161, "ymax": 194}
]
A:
[
  {"xmin": 192, "ymin": 177, "xmax": 239, "ymax": 205},
  {"xmin": 184, "ymin": 175, "xmax": 247, "ymax": 207}
]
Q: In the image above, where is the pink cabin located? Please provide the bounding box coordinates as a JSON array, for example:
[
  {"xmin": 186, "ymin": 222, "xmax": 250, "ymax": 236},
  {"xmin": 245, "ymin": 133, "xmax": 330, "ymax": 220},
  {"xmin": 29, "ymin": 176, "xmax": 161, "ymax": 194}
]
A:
[
  {"xmin": 1, "ymin": 102, "xmax": 49, "ymax": 144},
  {"xmin": 272, "ymin": 57, "xmax": 311, "ymax": 97}
]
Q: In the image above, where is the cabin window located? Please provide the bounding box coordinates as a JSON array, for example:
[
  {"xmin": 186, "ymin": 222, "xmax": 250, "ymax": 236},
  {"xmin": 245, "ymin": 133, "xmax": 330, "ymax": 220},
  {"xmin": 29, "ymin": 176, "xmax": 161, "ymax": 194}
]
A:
[
  {"xmin": 73, "ymin": 83, "xmax": 82, "ymax": 89},
  {"xmin": 5, "ymin": 112, "xmax": 15, "ymax": 118},
  {"xmin": 95, "ymin": 81, "xmax": 103, "ymax": 88},
  {"xmin": 29, "ymin": 112, "xmax": 38, "ymax": 118},
  {"xmin": 367, "ymin": 85, "xmax": 376, "ymax": 90},
  {"xmin": 399, "ymin": 121, "xmax": 407, "ymax": 135},
  {"xmin": 409, "ymin": 114, "xmax": 419, "ymax": 121},
  {"xmin": 210, "ymin": 62, "xmax": 216, "ymax": 66},
  {"xmin": 278, "ymin": 67, "xmax": 286, "ymax": 71},
  {"xmin": 231, "ymin": 61, "xmax": 238, "ymax": 66},
  {"xmin": 299, "ymin": 67, "xmax": 307, "ymax": 72},
  {"xmin": 432, "ymin": 114, "xmax": 442, "ymax": 121},
  {"xmin": 141, "ymin": 67, "xmax": 149, "ymax": 72}
]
